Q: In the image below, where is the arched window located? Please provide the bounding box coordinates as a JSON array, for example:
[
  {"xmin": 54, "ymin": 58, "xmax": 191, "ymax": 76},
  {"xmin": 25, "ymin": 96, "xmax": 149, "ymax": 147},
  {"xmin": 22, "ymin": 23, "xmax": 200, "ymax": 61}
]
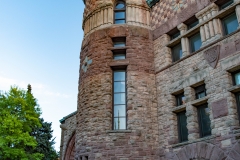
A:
[{"xmin": 114, "ymin": 1, "xmax": 126, "ymax": 24}]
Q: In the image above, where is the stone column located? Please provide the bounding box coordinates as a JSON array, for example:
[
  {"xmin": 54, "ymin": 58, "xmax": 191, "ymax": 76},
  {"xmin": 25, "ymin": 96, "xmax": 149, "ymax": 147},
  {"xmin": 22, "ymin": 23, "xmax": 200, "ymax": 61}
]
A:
[{"xmin": 177, "ymin": 23, "xmax": 189, "ymax": 57}]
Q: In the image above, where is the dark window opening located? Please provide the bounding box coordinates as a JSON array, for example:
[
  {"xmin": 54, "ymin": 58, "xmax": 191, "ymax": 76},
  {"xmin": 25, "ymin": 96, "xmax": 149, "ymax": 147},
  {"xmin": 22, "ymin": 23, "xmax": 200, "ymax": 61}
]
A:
[
  {"xmin": 113, "ymin": 50, "xmax": 126, "ymax": 60},
  {"xmin": 168, "ymin": 27, "xmax": 180, "ymax": 40},
  {"xmin": 177, "ymin": 111, "xmax": 188, "ymax": 142},
  {"xmin": 222, "ymin": 12, "xmax": 239, "ymax": 35},
  {"xmin": 112, "ymin": 37, "xmax": 126, "ymax": 60},
  {"xmin": 216, "ymin": 0, "xmax": 234, "ymax": 10},
  {"xmin": 235, "ymin": 92, "xmax": 240, "ymax": 124},
  {"xmin": 85, "ymin": 156, "xmax": 88, "ymax": 160},
  {"xmin": 232, "ymin": 70, "xmax": 240, "ymax": 85},
  {"xmin": 112, "ymin": 37, "xmax": 126, "ymax": 47},
  {"xmin": 184, "ymin": 16, "xmax": 199, "ymax": 30},
  {"xmin": 114, "ymin": 1, "xmax": 126, "ymax": 24},
  {"xmin": 189, "ymin": 33, "xmax": 202, "ymax": 53},
  {"xmin": 195, "ymin": 84, "xmax": 207, "ymax": 99},
  {"xmin": 197, "ymin": 104, "xmax": 211, "ymax": 137},
  {"xmin": 172, "ymin": 43, "xmax": 182, "ymax": 62},
  {"xmin": 113, "ymin": 70, "xmax": 126, "ymax": 130},
  {"xmin": 175, "ymin": 92, "xmax": 185, "ymax": 106}
]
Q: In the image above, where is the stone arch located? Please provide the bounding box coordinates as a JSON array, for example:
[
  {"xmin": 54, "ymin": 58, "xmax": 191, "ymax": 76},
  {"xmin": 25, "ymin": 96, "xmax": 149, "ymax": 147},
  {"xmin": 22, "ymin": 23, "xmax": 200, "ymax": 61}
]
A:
[
  {"xmin": 173, "ymin": 142, "xmax": 226, "ymax": 160},
  {"xmin": 227, "ymin": 140, "xmax": 240, "ymax": 160},
  {"xmin": 64, "ymin": 132, "xmax": 76, "ymax": 160}
]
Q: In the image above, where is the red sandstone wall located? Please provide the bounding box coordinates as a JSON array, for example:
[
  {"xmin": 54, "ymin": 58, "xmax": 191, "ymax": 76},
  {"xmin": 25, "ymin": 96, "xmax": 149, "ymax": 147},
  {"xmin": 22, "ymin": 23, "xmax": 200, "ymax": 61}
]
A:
[{"xmin": 76, "ymin": 25, "xmax": 159, "ymax": 159}]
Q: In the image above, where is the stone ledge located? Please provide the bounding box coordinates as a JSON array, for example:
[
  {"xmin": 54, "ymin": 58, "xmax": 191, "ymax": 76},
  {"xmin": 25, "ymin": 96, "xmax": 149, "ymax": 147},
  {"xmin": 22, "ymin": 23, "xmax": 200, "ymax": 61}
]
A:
[
  {"xmin": 228, "ymin": 85, "xmax": 240, "ymax": 93},
  {"xmin": 172, "ymin": 135, "xmax": 216, "ymax": 148},
  {"xmin": 108, "ymin": 46, "xmax": 130, "ymax": 51},
  {"xmin": 172, "ymin": 105, "xmax": 186, "ymax": 113},
  {"xmin": 109, "ymin": 60, "xmax": 129, "ymax": 67},
  {"xmin": 106, "ymin": 130, "xmax": 132, "ymax": 133},
  {"xmin": 191, "ymin": 96, "xmax": 209, "ymax": 106}
]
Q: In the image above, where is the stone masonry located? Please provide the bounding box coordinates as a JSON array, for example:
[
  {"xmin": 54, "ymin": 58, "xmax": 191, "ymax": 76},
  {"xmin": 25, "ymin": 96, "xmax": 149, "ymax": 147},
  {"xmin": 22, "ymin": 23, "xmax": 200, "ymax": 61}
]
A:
[{"xmin": 60, "ymin": 0, "xmax": 240, "ymax": 159}]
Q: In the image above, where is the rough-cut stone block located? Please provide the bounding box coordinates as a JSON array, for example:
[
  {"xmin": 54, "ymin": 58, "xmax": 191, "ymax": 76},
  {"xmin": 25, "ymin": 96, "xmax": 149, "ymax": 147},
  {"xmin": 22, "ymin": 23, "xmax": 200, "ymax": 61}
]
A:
[{"xmin": 212, "ymin": 98, "xmax": 228, "ymax": 119}]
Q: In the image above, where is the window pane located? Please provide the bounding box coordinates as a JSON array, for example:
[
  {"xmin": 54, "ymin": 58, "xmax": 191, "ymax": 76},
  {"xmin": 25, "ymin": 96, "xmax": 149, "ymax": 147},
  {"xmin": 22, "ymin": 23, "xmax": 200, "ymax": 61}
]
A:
[
  {"xmin": 114, "ymin": 93, "xmax": 125, "ymax": 105},
  {"xmin": 114, "ymin": 71, "xmax": 125, "ymax": 81},
  {"xmin": 114, "ymin": 82, "xmax": 125, "ymax": 92},
  {"xmin": 172, "ymin": 44, "xmax": 182, "ymax": 62},
  {"xmin": 114, "ymin": 105, "xmax": 126, "ymax": 117},
  {"xmin": 197, "ymin": 91, "xmax": 206, "ymax": 99},
  {"xmin": 115, "ymin": 12, "xmax": 125, "ymax": 19},
  {"xmin": 115, "ymin": 20, "xmax": 125, "ymax": 24},
  {"xmin": 114, "ymin": 118, "xmax": 126, "ymax": 130},
  {"xmin": 116, "ymin": 3, "xmax": 125, "ymax": 9},
  {"xmin": 190, "ymin": 33, "xmax": 202, "ymax": 52},
  {"xmin": 114, "ymin": 42, "xmax": 125, "ymax": 47},
  {"xmin": 114, "ymin": 54, "xmax": 126, "ymax": 60},
  {"xmin": 176, "ymin": 94, "xmax": 185, "ymax": 106},
  {"xmin": 198, "ymin": 105, "xmax": 211, "ymax": 137},
  {"xmin": 178, "ymin": 111, "xmax": 188, "ymax": 142},
  {"xmin": 235, "ymin": 72, "xmax": 240, "ymax": 85},
  {"xmin": 223, "ymin": 13, "xmax": 238, "ymax": 35}
]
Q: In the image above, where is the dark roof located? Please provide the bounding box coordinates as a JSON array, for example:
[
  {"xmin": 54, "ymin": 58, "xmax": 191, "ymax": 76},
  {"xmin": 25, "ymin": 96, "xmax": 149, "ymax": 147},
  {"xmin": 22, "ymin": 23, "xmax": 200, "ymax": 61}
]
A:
[
  {"xmin": 146, "ymin": 0, "xmax": 160, "ymax": 7},
  {"xmin": 59, "ymin": 111, "xmax": 77, "ymax": 124}
]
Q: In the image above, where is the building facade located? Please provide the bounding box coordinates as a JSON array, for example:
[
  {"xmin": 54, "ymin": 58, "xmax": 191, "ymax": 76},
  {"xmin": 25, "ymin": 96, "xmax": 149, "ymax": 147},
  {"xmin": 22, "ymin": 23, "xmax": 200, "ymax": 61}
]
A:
[{"xmin": 60, "ymin": 0, "xmax": 240, "ymax": 159}]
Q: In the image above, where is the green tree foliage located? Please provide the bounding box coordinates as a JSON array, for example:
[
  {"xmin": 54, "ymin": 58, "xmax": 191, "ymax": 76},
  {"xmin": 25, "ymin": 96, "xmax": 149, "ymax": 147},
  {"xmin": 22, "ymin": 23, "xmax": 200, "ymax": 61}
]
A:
[
  {"xmin": 29, "ymin": 118, "xmax": 59, "ymax": 160},
  {"xmin": 0, "ymin": 85, "xmax": 43, "ymax": 160}
]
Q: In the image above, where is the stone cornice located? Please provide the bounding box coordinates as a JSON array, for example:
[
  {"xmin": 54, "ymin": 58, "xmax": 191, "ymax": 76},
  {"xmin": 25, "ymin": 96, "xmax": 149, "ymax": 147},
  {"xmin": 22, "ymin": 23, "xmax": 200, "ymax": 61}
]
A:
[{"xmin": 146, "ymin": 0, "xmax": 160, "ymax": 8}]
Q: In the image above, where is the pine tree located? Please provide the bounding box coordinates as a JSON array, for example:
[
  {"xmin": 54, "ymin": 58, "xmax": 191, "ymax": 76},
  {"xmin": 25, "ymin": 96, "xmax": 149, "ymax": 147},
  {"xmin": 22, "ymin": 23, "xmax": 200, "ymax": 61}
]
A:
[{"xmin": 0, "ymin": 86, "xmax": 43, "ymax": 160}]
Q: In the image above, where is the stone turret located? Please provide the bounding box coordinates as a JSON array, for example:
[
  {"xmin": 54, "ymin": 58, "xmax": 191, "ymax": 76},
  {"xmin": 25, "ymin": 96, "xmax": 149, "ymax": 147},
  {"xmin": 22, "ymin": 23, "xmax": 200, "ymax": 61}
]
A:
[{"xmin": 75, "ymin": 0, "xmax": 159, "ymax": 159}]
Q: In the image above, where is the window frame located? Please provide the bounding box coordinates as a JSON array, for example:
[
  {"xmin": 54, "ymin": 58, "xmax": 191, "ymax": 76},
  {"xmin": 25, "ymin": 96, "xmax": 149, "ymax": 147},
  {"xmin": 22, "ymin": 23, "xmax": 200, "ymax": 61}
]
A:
[
  {"xmin": 177, "ymin": 111, "xmax": 188, "ymax": 142},
  {"xmin": 195, "ymin": 84, "xmax": 207, "ymax": 99},
  {"xmin": 175, "ymin": 92, "xmax": 185, "ymax": 106},
  {"xmin": 172, "ymin": 43, "xmax": 183, "ymax": 62},
  {"xmin": 189, "ymin": 32, "xmax": 202, "ymax": 53},
  {"xmin": 114, "ymin": 1, "xmax": 126, "ymax": 24},
  {"xmin": 232, "ymin": 70, "xmax": 240, "ymax": 86},
  {"xmin": 235, "ymin": 92, "xmax": 240, "ymax": 125},
  {"xmin": 221, "ymin": 12, "xmax": 239, "ymax": 36},
  {"xmin": 197, "ymin": 103, "xmax": 211, "ymax": 138},
  {"xmin": 112, "ymin": 69, "xmax": 127, "ymax": 130},
  {"xmin": 112, "ymin": 37, "xmax": 126, "ymax": 60},
  {"xmin": 113, "ymin": 49, "xmax": 126, "ymax": 60}
]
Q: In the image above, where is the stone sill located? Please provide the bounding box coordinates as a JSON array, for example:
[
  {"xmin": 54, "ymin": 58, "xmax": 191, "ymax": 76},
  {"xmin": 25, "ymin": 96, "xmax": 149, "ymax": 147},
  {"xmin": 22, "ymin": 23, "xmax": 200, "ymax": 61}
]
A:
[
  {"xmin": 108, "ymin": 46, "xmax": 130, "ymax": 51},
  {"xmin": 191, "ymin": 96, "xmax": 209, "ymax": 106},
  {"xmin": 228, "ymin": 85, "xmax": 240, "ymax": 93},
  {"xmin": 172, "ymin": 104, "xmax": 186, "ymax": 113},
  {"xmin": 167, "ymin": 1, "xmax": 238, "ymax": 48},
  {"xmin": 109, "ymin": 59, "xmax": 129, "ymax": 67},
  {"xmin": 106, "ymin": 130, "xmax": 132, "ymax": 133},
  {"xmin": 172, "ymin": 135, "xmax": 216, "ymax": 148}
]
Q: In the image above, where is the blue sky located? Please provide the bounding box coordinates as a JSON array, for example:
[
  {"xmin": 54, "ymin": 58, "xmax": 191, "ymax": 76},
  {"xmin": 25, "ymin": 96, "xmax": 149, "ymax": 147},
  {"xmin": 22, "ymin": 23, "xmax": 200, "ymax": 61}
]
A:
[{"xmin": 0, "ymin": 0, "xmax": 85, "ymax": 151}]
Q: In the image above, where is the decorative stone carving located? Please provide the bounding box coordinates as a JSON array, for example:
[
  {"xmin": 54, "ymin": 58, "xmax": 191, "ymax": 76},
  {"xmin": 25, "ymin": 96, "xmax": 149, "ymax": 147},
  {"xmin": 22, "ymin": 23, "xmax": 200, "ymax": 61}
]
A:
[
  {"xmin": 82, "ymin": 56, "xmax": 92, "ymax": 72},
  {"xmin": 204, "ymin": 45, "xmax": 220, "ymax": 68}
]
